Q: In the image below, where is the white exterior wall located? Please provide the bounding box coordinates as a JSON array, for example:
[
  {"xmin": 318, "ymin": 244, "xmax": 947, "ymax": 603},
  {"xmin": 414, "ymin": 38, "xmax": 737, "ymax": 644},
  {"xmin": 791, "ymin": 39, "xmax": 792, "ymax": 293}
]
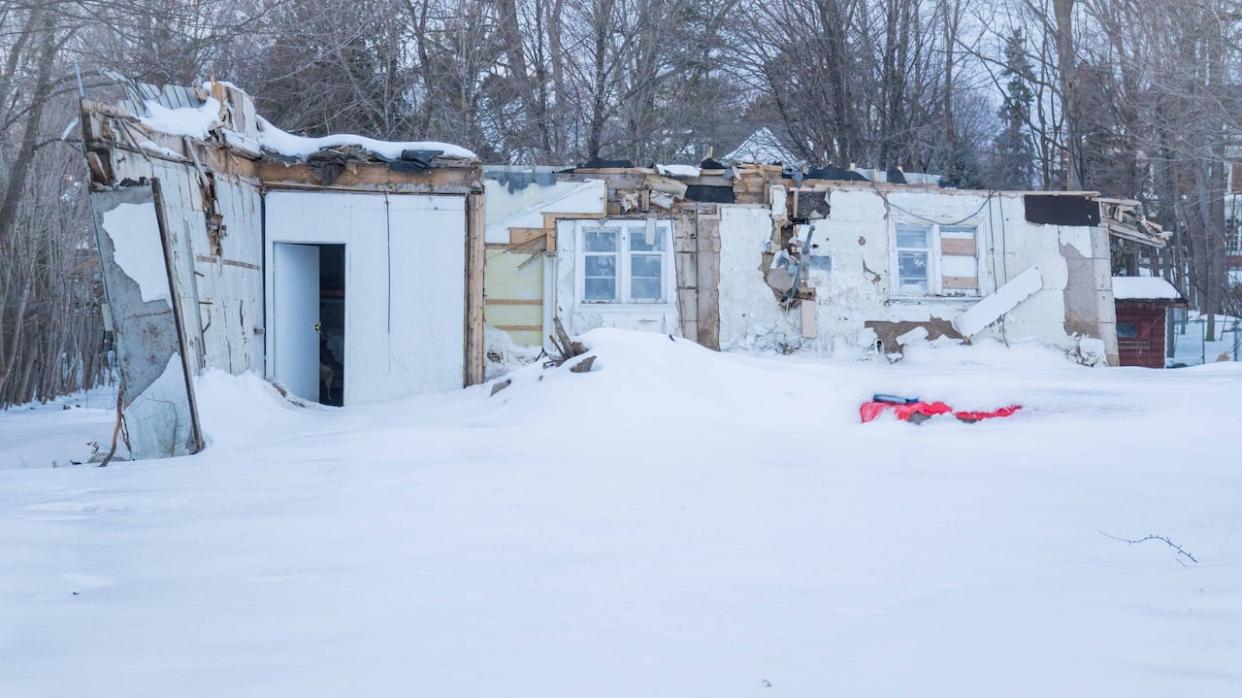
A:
[
  {"xmin": 718, "ymin": 186, "xmax": 1116, "ymax": 358},
  {"xmin": 264, "ymin": 191, "xmax": 467, "ymax": 403},
  {"xmin": 484, "ymin": 178, "xmax": 605, "ymax": 244},
  {"xmin": 555, "ymin": 218, "xmax": 681, "ymax": 336}
]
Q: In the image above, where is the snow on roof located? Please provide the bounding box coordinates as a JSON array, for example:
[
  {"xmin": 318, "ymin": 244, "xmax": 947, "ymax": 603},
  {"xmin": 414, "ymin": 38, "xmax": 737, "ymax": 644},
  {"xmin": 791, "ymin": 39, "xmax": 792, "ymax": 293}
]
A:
[
  {"xmin": 128, "ymin": 74, "xmax": 476, "ymax": 162},
  {"xmin": 1112, "ymin": 276, "xmax": 1182, "ymax": 300},
  {"xmin": 656, "ymin": 164, "xmax": 701, "ymax": 178},
  {"xmin": 139, "ymin": 98, "xmax": 220, "ymax": 139},
  {"xmin": 257, "ymin": 117, "xmax": 476, "ymax": 161}
]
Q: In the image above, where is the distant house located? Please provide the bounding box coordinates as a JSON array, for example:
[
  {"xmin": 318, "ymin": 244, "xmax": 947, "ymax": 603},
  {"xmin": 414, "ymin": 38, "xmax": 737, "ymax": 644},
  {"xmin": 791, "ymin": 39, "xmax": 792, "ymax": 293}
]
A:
[{"xmin": 723, "ymin": 128, "xmax": 802, "ymax": 166}]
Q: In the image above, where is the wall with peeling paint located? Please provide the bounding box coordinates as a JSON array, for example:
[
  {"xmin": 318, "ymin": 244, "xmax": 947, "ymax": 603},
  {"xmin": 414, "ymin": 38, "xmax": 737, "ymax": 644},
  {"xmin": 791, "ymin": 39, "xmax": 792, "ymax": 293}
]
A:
[
  {"xmin": 109, "ymin": 150, "xmax": 265, "ymax": 374},
  {"xmin": 717, "ymin": 185, "xmax": 1118, "ymax": 362}
]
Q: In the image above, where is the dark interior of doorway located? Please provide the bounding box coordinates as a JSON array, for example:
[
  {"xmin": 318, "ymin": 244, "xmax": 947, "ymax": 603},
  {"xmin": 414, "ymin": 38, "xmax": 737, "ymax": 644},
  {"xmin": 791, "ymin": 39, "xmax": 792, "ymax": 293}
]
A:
[{"xmin": 318, "ymin": 244, "xmax": 345, "ymax": 406}]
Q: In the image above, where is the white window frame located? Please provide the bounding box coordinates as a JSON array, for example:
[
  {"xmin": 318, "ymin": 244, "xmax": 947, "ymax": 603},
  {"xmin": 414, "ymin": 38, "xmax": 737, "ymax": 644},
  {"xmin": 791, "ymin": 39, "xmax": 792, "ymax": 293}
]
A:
[
  {"xmin": 576, "ymin": 219, "xmax": 674, "ymax": 306},
  {"xmin": 889, "ymin": 221, "xmax": 980, "ymax": 298}
]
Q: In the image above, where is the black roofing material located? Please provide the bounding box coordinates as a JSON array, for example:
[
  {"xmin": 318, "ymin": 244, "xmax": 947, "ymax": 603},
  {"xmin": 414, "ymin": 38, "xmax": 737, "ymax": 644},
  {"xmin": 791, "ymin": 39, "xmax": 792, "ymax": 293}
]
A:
[
  {"xmin": 685, "ymin": 185, "xmax": 735, "ymax": 203},
  {"xmin": 885, "ymin": 167, "xmax": 907, "ymax": 184},
  {"xmin": 806, "ymin": 164, "xmax": 868, "ymax": 182},
  {"xmin": 1023, "ymin": 194, "xmax": 1100, "ymax": 226},
  {"xmin": 699, "ymin": 157, "xmax": 727, "ymax": 170},
  {"xmin": 579, "ymin": 157, "xmax": 634, "ymax": 169}
]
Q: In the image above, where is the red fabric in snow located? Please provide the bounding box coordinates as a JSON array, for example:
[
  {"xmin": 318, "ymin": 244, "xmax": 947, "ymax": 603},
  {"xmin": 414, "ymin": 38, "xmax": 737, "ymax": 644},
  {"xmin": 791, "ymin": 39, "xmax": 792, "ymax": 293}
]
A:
[
  {"xmin": 859, "ymin": 400, "xmax": 953, "ymax": 423},
  {"xmin": 859, "ymin": 401, "xmax": 1022, "ymax": 424}
]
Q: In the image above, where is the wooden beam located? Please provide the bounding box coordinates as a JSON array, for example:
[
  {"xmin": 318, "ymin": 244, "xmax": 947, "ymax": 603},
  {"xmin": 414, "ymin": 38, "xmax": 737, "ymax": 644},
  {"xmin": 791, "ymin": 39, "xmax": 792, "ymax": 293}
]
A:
[
  {"xmin": 508, "ymin": 227, "xmax": 548, "ymax": 245},
  {"xmin": 258, "ymin": 160, "xmax": 478, "ymax": 191},
  {"xmin": 464, "ymin": 191, "xmax": 486, "ymax": 386},
  {"xmin": 542, "ymin": 211, "xmax": 605, "ymax": 229},
  {"xmin": 486, "ymin": 298, "xmax": 542, "ymax": 306}
]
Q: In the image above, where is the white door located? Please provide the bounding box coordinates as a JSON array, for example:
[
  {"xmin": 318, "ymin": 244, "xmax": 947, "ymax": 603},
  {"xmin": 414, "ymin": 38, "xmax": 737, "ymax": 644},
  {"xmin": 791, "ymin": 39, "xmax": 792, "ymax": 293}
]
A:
[{"xmin": 273, "ymin": 243, "xmax": 320, "ymax": 402}]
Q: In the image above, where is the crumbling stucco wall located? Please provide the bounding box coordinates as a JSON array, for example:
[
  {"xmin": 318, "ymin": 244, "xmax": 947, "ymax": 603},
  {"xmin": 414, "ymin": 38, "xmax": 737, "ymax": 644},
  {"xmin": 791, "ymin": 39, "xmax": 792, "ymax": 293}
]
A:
[{"xmin": 716, "ymin": 186, "xmax": 1118, "ymax": 360}]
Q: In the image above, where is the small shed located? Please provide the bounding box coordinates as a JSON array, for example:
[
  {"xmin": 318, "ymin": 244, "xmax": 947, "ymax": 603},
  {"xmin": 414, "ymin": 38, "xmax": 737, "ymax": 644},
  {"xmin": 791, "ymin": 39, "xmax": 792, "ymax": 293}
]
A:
[
  {"xmin": 1112, "ymin": 277, "xmax": 1185, "ymax": 368},
  {"xmin": 80, "ymin": 77, "xmax": 485, "ymax": 459}
]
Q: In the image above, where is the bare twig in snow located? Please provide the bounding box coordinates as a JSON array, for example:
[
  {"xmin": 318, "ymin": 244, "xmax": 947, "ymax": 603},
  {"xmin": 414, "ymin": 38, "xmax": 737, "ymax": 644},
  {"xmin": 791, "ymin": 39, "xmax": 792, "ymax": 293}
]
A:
[{"xmin": 1099, "ymin": 530, "xmax": 1199, "ymax": 564}]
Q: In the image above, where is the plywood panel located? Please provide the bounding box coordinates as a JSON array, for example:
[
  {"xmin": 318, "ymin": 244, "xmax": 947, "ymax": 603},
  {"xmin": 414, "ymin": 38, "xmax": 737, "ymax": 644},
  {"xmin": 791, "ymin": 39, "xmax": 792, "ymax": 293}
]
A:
[
  {"xmin": 942, "ymin": 275, "xmax": 979, "ymax": 289},
  {"xmin": 940, "ymin": 237, "xmax": 977, "ymax": 256}
]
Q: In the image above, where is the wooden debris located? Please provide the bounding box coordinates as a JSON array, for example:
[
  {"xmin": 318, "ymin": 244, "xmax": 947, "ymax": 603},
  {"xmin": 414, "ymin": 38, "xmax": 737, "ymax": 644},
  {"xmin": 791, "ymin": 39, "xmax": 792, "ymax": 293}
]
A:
[
  {"xmin": 569, "ymin": 356, "xmax": 597, "ymax": 373},
  {"xmin": 546, "ymin": 316, "xmax": 590, "ymax": 368}
]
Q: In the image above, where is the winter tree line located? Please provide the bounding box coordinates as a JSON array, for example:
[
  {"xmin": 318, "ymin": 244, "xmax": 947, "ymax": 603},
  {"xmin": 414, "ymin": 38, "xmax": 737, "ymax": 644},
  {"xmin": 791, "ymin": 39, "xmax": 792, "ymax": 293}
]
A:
[{"xmin": 0, "ymin": 0, "xmax": 1239, "ymax": 406}]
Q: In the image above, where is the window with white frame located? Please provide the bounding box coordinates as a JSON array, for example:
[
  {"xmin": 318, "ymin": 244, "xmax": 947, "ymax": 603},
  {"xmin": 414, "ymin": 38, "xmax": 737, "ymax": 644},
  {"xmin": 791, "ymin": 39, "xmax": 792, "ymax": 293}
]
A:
[
  {"xmin": 579, "ymin": 221, "xmax": 672, "ymax": 304},
  {"xmin": 891, "ymin": 222, "xmax": 980, "ymax": 297}
]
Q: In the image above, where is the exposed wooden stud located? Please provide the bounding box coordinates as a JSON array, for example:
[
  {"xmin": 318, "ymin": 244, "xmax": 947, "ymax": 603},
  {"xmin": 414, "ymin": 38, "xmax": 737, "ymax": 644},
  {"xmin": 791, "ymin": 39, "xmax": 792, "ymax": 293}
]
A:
[
  {"xmin": 464, "ymin": 191, "xmax": 487, "ymax": 387},
  {"xmin": 487, "ymin": 298, "xmax": 542, "ymax": 306}
]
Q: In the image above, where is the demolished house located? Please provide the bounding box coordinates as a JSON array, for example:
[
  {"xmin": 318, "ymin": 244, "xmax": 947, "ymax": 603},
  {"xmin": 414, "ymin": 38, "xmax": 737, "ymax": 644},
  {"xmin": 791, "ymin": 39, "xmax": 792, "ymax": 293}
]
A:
[
  {"xmin": 81, "ymin": 78, "xmax": 484, "ymax": 459},
  {"xmin": 484, "ymin": 161, "xmax": 1170, "ymax": 366}
]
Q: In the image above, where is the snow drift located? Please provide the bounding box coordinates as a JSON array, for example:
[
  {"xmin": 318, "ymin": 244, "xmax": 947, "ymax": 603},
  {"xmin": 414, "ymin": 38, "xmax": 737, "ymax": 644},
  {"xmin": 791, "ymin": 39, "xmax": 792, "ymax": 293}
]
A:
[{"xmin": 2, "ymin": 329, "xmax": 1241, "ymax": 697}]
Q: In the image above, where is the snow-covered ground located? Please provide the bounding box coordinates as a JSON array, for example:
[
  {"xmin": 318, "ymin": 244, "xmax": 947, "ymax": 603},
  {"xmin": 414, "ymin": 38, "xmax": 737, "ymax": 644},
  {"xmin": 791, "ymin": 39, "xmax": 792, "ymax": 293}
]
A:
[{"xmin": 2, "ymin": 330, "xmax": 1241, "ymax": 696}]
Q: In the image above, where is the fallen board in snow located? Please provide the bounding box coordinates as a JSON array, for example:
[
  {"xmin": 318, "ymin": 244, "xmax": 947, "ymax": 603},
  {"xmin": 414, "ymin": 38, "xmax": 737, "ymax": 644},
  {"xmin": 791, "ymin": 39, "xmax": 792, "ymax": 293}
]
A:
[{"xmin": 952, "ymin": 266, "xmax": 1042, "ymax": 337}]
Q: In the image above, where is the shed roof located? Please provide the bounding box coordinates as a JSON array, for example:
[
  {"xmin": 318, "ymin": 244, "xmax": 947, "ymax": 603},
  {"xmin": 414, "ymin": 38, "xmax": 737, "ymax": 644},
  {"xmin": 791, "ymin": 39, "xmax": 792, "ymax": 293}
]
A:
[{"xmin": 1112, "ymin": 276, "xmax": 1183, "ymax": 301}]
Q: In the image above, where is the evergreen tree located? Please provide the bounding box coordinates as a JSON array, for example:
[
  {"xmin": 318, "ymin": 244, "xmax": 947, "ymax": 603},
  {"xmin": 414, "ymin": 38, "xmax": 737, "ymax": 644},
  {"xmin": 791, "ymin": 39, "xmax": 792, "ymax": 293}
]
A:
[{"xmin": 993, "ymin": 30, "xmax": 1036, "ymax": 189}]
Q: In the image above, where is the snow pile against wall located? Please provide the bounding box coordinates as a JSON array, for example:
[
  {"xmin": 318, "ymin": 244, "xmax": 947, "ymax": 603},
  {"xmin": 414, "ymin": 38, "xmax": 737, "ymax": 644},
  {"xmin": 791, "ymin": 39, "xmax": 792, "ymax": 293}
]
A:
[{"xmin": 1112, "ymin": 276, "xmax": 1181, "ymax": 300}]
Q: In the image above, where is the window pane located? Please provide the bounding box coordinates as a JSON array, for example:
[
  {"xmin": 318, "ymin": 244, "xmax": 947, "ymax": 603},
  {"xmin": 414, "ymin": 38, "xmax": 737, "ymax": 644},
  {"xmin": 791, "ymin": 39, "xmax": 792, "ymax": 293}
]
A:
[
  {"xmin": 631, "ymin": 277, "xmax": 662, "ymax": 301},
  {"xmin": 629, "ymin": 226, "xmax": 665, "ymax": 251},
  {"xmin": 631, "ymin": 254, "xmax": 661, "ymax": 278},
  {"xmin": 585, "ymin": 254, "xmax": 615, "ymax": 276},
  {"xmin": 1117, "ymin": 322, "xmax": 1139, "ymax": 338},
  {"xmin": 896, "ymin": 225, "xmax": 929, "ymax": 249},
  {"xmin": 898, "ymin": 251, "xmax": 928, "ymax": 293},
  {"xmin": 584, "ymin": 230, "xmax": 619, "ymax": 252},
  {"xmin": 585, "ymin": 277, "xmax": 616, "ymax": 300}
]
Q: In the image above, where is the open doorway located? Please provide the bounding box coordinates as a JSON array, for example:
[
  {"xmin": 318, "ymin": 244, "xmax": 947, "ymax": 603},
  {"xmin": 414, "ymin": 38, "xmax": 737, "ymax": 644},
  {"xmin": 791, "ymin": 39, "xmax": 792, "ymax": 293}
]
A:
[
  {"xmin": 318, "ymin": 245, "xmax": 345, "ymax": 405},
  {"xmin": 272, "ymin": 242, "xmax": 345, "ymax": 405}
]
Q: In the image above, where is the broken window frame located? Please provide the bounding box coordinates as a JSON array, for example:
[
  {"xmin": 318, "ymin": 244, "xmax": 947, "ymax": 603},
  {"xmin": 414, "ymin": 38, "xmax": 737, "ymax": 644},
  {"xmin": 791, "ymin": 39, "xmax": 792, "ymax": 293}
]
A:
[
  {"xmin": 889, "ymin": 221, "xmax": 981, "ymax": 299},
  {"xmin": 577, "ymin": 220, "xmax": 672, "ymax": 305}
]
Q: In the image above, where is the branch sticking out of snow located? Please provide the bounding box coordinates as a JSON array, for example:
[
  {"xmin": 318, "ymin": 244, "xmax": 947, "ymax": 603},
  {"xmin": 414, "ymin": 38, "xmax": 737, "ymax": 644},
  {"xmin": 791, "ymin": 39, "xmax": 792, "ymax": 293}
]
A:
[{"xmin": 1099, "ymin": 531, "xmax": 1199, "ymax": 565}]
